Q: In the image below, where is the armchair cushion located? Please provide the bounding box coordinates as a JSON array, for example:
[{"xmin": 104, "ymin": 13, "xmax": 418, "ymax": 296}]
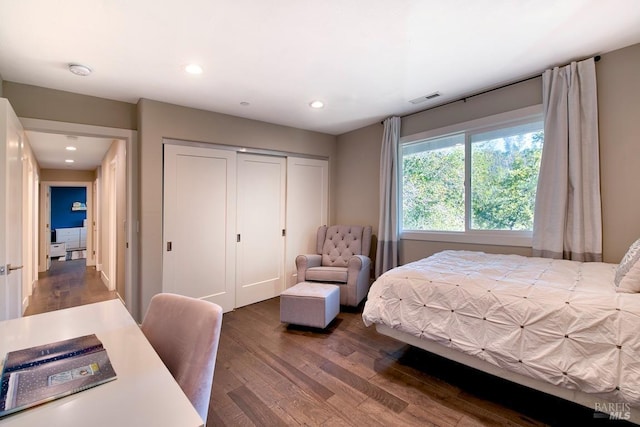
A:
[
  {"xmin": 306, "ymin": 266, "xmax": 348, "ymax": 283},
  {"xmin": 321, "ymin": 225, "xmax": 368, "ymax": 267}
]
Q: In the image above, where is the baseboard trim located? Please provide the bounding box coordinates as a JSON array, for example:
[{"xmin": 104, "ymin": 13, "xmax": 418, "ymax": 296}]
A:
[{"xmin": 101, "ymin": 271, "xmax": 110, "ymax": 289}]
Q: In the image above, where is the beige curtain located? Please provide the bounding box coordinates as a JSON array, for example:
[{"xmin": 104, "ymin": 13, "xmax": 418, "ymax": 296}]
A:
[
  {"xmin": 376, "ymin": 116, "xmax": 401, "ymax": 277},
  {"xmin": 532, "ymin": 57, "xmax": 602, "ymax": 261}
]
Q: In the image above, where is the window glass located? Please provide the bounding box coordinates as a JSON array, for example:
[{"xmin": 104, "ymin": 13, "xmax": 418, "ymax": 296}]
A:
[
  {"xmin": 470, "ymin": 121, "xmax": 543, "ymax": 231},
  {"xmin": 402, "ymin": 134, "xmax": 464, "ymax": 231},
  {"xmin": 400, "ymin": 111, "xmax": 543, "ymax": 240}
]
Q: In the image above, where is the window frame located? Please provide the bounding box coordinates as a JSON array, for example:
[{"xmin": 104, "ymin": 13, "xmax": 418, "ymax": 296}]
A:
[{"xmin": 399, "ymin": 105, "xmax": 543, "ymax": 247}]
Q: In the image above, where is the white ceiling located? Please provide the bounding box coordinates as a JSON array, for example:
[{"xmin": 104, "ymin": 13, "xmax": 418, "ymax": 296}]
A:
[
  {"xmin": 1, "ymin": 0, "xmax": 640, "ymax": 138},
  {"xmin": 25, "ymin": 131, "xmax": 114, "ymax": 170}
]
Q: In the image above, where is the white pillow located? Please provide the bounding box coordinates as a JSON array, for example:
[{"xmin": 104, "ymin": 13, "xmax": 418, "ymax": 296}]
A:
[{"xmin": 615, "ymin": 238, "xmax": 640, "ymax": 293}]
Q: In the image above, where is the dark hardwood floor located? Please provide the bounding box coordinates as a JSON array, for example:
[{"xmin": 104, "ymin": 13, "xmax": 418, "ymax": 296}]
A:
[
  {"xmin": 209, "ymin": 298, "xmax": 633, "ymax": 427},
  {"xmin": 21, "ymin": 265, "xmax": 634, "ymax": 426},
  {"xmin": 24, "ymin": 259, "xmax": 118, "ymax": 316}
]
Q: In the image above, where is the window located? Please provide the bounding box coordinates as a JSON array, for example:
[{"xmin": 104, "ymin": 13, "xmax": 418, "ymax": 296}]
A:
[{"xmin": 400, "ymin": 106, "xmax": 543, "ymax": 246}]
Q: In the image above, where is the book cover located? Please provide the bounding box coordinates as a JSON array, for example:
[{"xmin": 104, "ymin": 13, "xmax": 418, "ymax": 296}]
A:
[
  {"xmin": 0, "ymin": 334, "xmax": 117, "ymax": 418},
  {"xmin": 2, "ymin": 334, "xmax": 105, "ymax": 373}
]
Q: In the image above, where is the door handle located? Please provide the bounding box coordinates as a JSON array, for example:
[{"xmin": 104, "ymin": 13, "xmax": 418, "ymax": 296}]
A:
[{"xmin": 0, "ymin": 264, "xmax": 23, "ymax": 276}]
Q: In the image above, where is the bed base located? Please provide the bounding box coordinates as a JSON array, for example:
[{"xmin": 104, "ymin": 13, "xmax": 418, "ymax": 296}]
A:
[{"xmin": 375, "ymin": 324, "xmax": 639, "ymax": 424}]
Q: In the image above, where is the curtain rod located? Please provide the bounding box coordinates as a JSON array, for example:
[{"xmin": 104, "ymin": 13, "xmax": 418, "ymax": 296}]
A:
[{"xmin": 382, "ymin": 55, "xmax": 601, "ymax": 124}]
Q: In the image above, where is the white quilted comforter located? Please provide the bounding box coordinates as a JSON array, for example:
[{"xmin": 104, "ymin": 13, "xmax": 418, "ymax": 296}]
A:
[{"xmin": 362, "ymin": 250, "xmax": 640, "ymax": 406}]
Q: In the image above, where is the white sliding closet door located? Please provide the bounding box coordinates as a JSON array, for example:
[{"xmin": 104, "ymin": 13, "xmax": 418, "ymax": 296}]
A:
[
  {"xmin": 285, "ymin": 157, "xmax": 329, "ymax": 287},
  {"xmin": 236, "ymin": 154, "xmax": 286, "ymax": 308},
  {"xmin": 163, "ymin": 144, "xmax": 236, "ymax": 312}
]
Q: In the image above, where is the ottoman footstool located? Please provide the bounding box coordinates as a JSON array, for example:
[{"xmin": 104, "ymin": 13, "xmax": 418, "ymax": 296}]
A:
[{"xmin": 280, "ymin": 282, "xmax": 340, "ymax": 328}]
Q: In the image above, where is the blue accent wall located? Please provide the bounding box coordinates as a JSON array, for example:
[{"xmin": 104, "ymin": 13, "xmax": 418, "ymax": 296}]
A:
[{"xmin": 51, "ymin": 187, "xmax": 87, "ymax": 229}]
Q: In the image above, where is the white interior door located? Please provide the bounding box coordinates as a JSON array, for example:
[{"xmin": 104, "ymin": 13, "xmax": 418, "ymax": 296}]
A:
[
  {"xmin": 31, "ymin": 171, "xmax": 39, "ymax": 292},
  {"xmin": 40, "ymin": 185, "xmax": 51, "ymax": 271},
  {"xmin": 22, "ymin": 155, "xmax": 37, "ymax": 310},
  {"xmin": 285, "ymin": 157, "xmax": 328, "ymax": 287},
  {"xmin": 0, "ymin": 99, "xmax": 24, "ymax": 320},
  {"xmin": 236, "ymin": 154, "xmax": 286, "ymax": 308},
  {"xmin": 93, "ymin": 178, "xmax": 100, "ymax": 271},
  {"xmin": 163, "ymin": 144, "xmax": 237, "ymax": 312},
  {"xmin": 107, "ymin": 160, "xmax": 117, "ymax": 291}
]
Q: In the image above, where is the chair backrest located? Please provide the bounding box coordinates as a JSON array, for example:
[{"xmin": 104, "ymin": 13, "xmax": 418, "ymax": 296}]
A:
[
  {"xmin": 316, "ymin": 225, "xmax": 372, "ymax": 267},
  {"xmin": 141, "ymin": 293, "xmax": 223, "ymax": 423}
]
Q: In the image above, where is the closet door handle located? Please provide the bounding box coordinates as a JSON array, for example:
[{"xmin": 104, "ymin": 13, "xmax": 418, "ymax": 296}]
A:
[{"xmin": 166, "ymin": 242, "xmax": 172, "ymax": 252}]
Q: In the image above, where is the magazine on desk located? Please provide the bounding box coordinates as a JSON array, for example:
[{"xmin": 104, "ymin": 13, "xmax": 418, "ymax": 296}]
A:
[{"xmin": 0, "ymin": 334, "xmax": 117, "ymax": 418}]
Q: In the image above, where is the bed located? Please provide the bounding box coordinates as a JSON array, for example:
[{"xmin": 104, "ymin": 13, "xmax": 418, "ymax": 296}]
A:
[{"xmin": 362, "ymin": 249, "xmax": 640, "ymax": 422}]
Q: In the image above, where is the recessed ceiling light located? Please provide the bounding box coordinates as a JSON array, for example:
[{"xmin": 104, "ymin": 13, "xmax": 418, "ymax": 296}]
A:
[
  {"xmin": 66, "ymin": 146, "xmax": 77, "ymax": 151},
  {"xmin": 309, "ymin": 100, "xmax": 324, "ymax": 109},
  {"xmin": 68, "ymin": 63, "xmax": 92, "ymax": 76},
  {"xmin": 65, "ymin": 159, "xmax": 75, "ymax": 163},
  {"xmin": 185, "ymin": 64, "xmax": 203, "ymax": 75},
  {"xmin": 240, "ymin": 101, "xmax": 250, "ymax": 106}
]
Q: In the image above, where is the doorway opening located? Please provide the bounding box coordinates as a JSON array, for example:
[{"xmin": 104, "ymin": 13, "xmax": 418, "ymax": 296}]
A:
[
  {"xmin": 49, "ymin": 185, "xmax": 89, "ymax": 264},
  {"xmin": 20, "ymin": 118, "xmax": 138, "ymax": 317}
]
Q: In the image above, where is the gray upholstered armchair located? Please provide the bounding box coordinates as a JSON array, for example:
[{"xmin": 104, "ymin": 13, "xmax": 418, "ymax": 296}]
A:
[{"xmin": 295, "ymin": 225, "xmax": 372, "ymax": 307}]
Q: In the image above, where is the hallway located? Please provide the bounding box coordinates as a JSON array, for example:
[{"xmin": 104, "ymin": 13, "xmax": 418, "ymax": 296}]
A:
[{"xmin": 24, "ymin": 260, "xmax": 119, "ymax": 316}]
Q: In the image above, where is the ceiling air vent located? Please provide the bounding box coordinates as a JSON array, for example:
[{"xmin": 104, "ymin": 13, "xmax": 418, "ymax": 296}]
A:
[{"xmin": 409, "ymin": 92, "xmax": 441, "ymax": 104}]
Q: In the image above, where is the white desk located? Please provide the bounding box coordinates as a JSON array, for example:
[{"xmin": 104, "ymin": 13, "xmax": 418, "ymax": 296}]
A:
[{"xmin": 0, "ymin": 300, "xmax": 204, "ymax": 427}]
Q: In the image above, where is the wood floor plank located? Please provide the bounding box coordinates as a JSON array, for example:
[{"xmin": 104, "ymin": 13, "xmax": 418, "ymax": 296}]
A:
[
  {"xmin": 319, "ymin": 415, "xmax": 354, "ymax": 427},
  {"xmin": 266, "ymin": 333, "xmax": 398, "ymax": 416},
  {"xmin": 271, "ymin": 393, "xmax": 335, "ymax": 426},
  {"xmin": 370, "ymin": 351, "xmax": 536, "ymax": 427},
  {"xmin": 251, "ymin": 332, "xmax": 376, "ymax": 416},
  {"xmin": 365, "ymin": 365, "xmax": 464, "ymax": 427},
  {"xmin": 227, "ymin": 385, "xmax": 287, "ymax": 426},
  {"xmin": 257, "ymin": 344, "xmax": 335, "ymax": 401},
  {"xmin": 226, "ymin": 334, "xmax": 343, "ymax": 426},
  {"xmin": 204, "ymin": 408, "xmax": 251, "ymax": 427},
  {"xmin": 244, "ymin": 380, "xmax": 316, "ymax": 426},
  {"xmin": 357, "ymin": 397, "xmax": 442, "ymax": 427},
  {"xmin": 455, "ymin": 415, "xmax": 496, "ymax": 427},
  {"xmin": 319, "ymin": 359, "xmax": 408, "ymax": 414},
  {"xmin": 324, "ymin": 394, "xmax": 387, "ymax": 427},
  {"xmin": 210, "ymin": 360, "xmax": 245, "ymax": 398}
]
